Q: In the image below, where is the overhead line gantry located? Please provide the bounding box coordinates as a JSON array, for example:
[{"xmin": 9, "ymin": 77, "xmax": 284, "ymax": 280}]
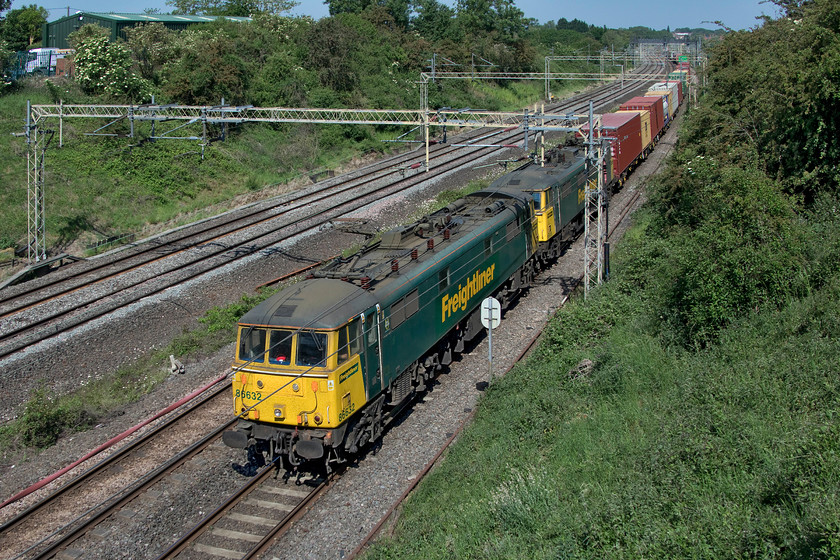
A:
[{"xmin": 21, "ymin": 101, "xmax": 598, "ymax": 262}]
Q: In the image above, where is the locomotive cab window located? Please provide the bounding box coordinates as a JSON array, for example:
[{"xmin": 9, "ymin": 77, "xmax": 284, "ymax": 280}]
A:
[
  {"xmin": 349, "ymin": 319, "xmax": 362, "ymax": 356},
  {"xmin": 366, "ymin": 313, "xmax": 378, "ymax": 346},
  {"xmin": 337, "ymin": 326, "xmax": 349, "ymax": 364},
  {"xmin": 268, "ymin": 329, "xmax": 293, "ymax": 365},
  {"xmin": 530, "ymin": 191, "xmax": 547, "ymax": 210},
  {"xmin": 238, "ymin": 327, "xmax": 267, "ymax": 363},
  {"xmin": 297, "ymin": 330, "xmax": 327, "ymax": 368}
]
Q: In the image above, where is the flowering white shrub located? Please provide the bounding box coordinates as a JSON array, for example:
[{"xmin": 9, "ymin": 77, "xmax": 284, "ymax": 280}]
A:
[{"xmin": 74, "ymin": 35, "xmax": 152, "ymax": 101}]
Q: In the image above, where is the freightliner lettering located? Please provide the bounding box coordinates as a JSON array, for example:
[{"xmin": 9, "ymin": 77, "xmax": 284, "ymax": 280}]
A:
[{"xmin": 441, "ymin": 263, "xmax": 495, "ymax": 322}]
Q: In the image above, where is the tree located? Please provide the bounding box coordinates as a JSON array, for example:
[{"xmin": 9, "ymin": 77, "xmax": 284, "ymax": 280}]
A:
[
  {"xmin": 2, "ymin": 4, "xmax": 48, "ymax": 51},
  {"xmin": 69, "ymin": 25, "xmax": 152, "ymax": 101},
  {"xmin": 0, "ymin": 39, "xmax": 12, "ymax": 77},
  {"xmin": 305, "ymin": 16, "xmax": 361, "ymax": 92},
  {"xmin": 766, "ymin": 0, "xmax": 809, "ymax": 19},
  {"xmin": 455, "ymin": 0, "xmax": 526, "ymax": 44},
  {"xmin": 409, "ymin": 0, "xmax": 457, "ymax": 42},
  {"xmin": 124, "ymin": 22, "xmax": 178, "ymax": 83},
  {"xmin": 326, "ymin": 0, "xmax": 368, "ymax": 14},
  {"xmin": 326, "ymin": 0, "xmax": 411, "ymax": 30},
  {"xmin": 166, "ymin": 0, "xmax": 298, "ymax": 16},
  {"xmin": 161, "ymin": 26, "xmax": 248, "ymax": 104},
  {"xmin": 692, "ymin": 0, "xmax": 840, "ymax": 199}
]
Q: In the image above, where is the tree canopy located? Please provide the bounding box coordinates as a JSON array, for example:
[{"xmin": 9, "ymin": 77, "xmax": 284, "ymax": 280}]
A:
[
  {"xmin": 166, "ymin": 0, "xmax": 298, "ymax": 16},
  {"xmin": 2, "ymin": 4, "xmax": 48, "ymax": 50}
]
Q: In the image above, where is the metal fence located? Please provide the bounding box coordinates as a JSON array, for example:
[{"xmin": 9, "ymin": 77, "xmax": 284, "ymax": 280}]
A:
[{"xmin": 4, "ymin": 49, "xmax": 73, "ymax": 82}]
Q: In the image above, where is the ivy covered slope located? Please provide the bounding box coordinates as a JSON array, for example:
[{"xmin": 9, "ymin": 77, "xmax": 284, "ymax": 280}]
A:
[{"xmin": 362, "ymin": 2, "xmax": 840, "ymax": 559}]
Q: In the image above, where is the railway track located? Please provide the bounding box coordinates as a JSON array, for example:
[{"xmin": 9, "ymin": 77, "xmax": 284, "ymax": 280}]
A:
[
  {"xmin": 0, "ymin": 65, "xmax": 662, "ymax": 364},
  {"xmin": 0, "ymin": 382, "xmax": 233, "ymax": 560},
  {"xmin": 155, "ymin": 466, "xmax": 329, "ymax": 560},
  {"xmin": 0, "ymin": 179, "xmax": 650, "ymax": 560}
]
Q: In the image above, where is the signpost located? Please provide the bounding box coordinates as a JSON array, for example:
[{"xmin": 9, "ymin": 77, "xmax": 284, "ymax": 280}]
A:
[{"xmin": 481, "ymin": 297, "xmax": 501, "ymax": 379}]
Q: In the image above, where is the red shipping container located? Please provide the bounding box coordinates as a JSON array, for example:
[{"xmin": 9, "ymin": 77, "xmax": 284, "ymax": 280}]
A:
[
  {"xmin": 619, "ymin": 96, "xmax": 665, "ymax": 139},
  {"xmin": 581, "ymin": 112, "xmax": 643, "ymax": 178}
]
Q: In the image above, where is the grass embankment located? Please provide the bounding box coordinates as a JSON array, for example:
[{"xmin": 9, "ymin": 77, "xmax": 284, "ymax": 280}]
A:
[
  {"xmin": 0, "ymin": 78, "xmax": 579, "ymax": 255},
  {"xmin": 0, "ymin": 178, "xmax": 492, "ymax": 454}
]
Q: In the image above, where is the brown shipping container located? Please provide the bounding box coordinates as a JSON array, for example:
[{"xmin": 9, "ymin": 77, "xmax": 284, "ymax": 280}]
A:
[
  {"xmin": 619, "ymin": 96, "xmax": 664, "ymax": 139},
  {"xmin": 581, "ymin": 112, "xmax": 643, "ymax": 178},
  {"xmin": 617, "ymin": 109, "xmax": 651, "ymax": 153}
]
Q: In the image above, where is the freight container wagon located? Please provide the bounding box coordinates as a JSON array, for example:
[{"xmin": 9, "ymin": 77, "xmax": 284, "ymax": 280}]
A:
[
  {"xmin": 644, "ymin": 89, "xmax": 674, "ymax": 121},
  {"xmin": 617, "ymin": 109, "xmax": 652, "ymax": 155},
  {"xmin": 619, "ymin": 96, "xmax": 665, "ymax": 141},
  {"xmin": 649, "ymin": 81, "xmax": 681, "ymax": 108},
  {"xmin": 580, "ymin": 112, "xmax": 643, "ymax": 183}
]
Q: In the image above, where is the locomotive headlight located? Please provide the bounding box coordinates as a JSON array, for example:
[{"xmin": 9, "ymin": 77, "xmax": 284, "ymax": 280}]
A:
[
  {"xmin": 257, "ymin": 380, "xmax": 264, "ymax": 389},
  {"xmin": 292, "ymin": 383, "xmax": 300, "ymax": 392},
  {"xmin": 274, "ymin": 405, "xmax": 285, "ymax": 419}
]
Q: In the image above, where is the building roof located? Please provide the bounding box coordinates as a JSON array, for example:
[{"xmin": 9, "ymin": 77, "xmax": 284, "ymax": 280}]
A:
[{"xmin": 48, "ymin": 12, "xmax": 251, "ymax": 24}]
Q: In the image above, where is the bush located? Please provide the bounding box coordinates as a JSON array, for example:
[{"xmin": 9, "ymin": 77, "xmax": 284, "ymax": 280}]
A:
[
  {"xmin": 2, "ymin": 387, "xmax": 96, "ymax": 448},
  {"xmin": 71, "ymin": 30, "xmax": 152, "ymax": 101}
]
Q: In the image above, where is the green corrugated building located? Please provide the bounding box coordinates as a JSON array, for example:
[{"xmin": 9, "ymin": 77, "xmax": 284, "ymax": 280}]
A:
[{"xmin": 41, "ymin": 12, "xmax": 252, "ymax": 49}]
